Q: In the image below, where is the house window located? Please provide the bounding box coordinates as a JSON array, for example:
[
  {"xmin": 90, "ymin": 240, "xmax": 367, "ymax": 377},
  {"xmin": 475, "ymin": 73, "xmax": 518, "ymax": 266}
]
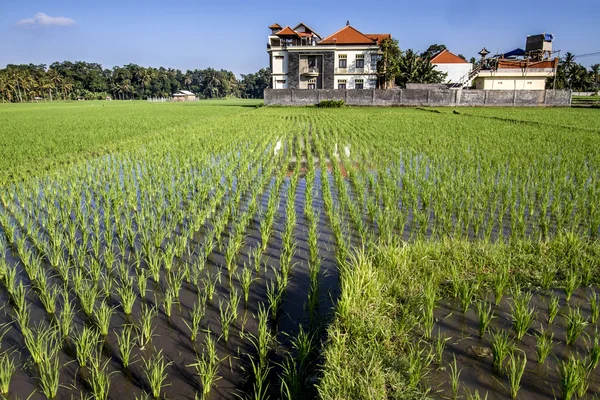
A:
[
  {"xmin": 338, "ymin": 54, "xmax": 347, "ymax": 68},
  {"xmin": 371, "ymin": 54, "xmax": 379, "ymax": 69},
  {"xmin": 355, "ymin": 79, "xmax": 364, "ymax": 89},
  {"xmin": 370, "ymin": 79, "xmax": 378, "ymax": 89},
  {"xmin": 274, "ymin": 56, "xmax": 284, "ymax": 59},
  {"xmin": 277, "ymin": 80, "xmax": 286, "ymax": 84},
  {"xmin": 356, "ymin": 54, "xmax": 365, "ymax": 69},
  {"xmin": 338, "ymin": 79, "xmax": 347, "ymax": 89},
  {"xmin": 308, "ymin": 78, "xmax": 317, "ymax": 89}
]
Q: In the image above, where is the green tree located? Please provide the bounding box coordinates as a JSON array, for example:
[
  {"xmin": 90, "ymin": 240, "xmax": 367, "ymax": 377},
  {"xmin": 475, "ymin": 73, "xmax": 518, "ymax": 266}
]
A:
[{"xmin": 377, "ymin": 38, "xmax": 401, "ymax": 89}]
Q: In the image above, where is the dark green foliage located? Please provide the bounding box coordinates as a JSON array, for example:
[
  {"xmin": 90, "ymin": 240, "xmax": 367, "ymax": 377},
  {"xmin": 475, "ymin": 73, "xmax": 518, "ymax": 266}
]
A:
[{"xmin": 317, "ymin": 100, "xmax": 345, "ymax": 108}]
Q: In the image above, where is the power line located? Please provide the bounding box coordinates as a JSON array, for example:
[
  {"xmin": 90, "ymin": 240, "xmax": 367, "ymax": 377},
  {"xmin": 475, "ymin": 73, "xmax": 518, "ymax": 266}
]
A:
[{"xmin": 573, "ymin": 51, "xmax": 600, "ymax": 59}]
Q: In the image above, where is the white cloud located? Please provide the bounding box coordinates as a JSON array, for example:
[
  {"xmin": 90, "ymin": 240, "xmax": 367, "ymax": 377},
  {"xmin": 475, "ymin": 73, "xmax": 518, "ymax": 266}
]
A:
[{"xmin": 17, "ymin": 12, "xmax": 76, "ymax": 27}]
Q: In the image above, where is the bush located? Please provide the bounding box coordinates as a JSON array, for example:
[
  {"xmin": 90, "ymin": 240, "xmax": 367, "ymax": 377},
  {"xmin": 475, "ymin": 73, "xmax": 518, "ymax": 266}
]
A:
[{"xmin": 317, "ymin": 100, "xmax": 345, "ymax": 108}]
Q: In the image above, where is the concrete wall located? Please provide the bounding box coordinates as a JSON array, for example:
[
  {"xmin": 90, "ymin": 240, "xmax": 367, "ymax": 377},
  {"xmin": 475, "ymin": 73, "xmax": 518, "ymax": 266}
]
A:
[{"xmin": 264, "ymin": 89, "xmax": 572, "ymax": 107}]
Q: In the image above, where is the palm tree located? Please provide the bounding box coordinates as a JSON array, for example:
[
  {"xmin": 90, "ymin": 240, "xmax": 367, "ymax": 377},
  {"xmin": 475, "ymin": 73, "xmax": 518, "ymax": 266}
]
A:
[
  {"xmin": 39, "ymin": 75, "xmax": 55, "ymax": 102},
  {"xmin": 47, "ymin": 69, "xmax": 62, "ymax": 101},
  {"xmin": 591, "ymin": 64, "xmax": 600, "ymax": 90},
  {"xmin": 0, "ymin": 73, "xmax": 13, "ymax": 102},
  {"xmin": 202, "ymin": 69, "xmax": 222, "ymax": 99}
]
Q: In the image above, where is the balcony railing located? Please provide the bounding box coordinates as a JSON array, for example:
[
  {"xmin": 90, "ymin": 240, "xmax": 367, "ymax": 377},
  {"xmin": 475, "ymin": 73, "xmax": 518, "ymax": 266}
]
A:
[{"xmin": 300, "ymin": 66, "xmax": 320, "ymax": 76}]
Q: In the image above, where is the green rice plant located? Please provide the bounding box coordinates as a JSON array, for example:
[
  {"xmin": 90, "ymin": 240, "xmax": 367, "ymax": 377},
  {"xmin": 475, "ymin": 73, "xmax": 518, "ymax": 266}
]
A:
[
  {"xmin": 493, "ymin": 264, "xmax": 509, "ymax": 306},
  {"xmin": 421, "ymin": 279, "xmax": 438, "ymax": 340},
  {"xmin": 137, "ymin": 268, "xmax": 148, "ymax": 299},
  {"xmin": 506, "ymin": 350, "xmax": 527, "ymax": 399},
  {"xmin": 547, "ymin": 293, "xmax": 560, "ymax": 325},
  {"xmin": 458, "ymin": 279, "xmax": 477, "ymax": 314},
  {"xmin": 586, "ymin": 331, "xmax": 600, "ymax": 371},
  {"xmin": 38, "ymin": 281, "xmax": 60, "ymax": 316},
  {"xmin": 589, "ymin": 291, "xmax": 599, "ymax": 324},
  {"xmin": 540, "ymin": 264, "xmax": 556, "ymax": 290},
  {"xmin": 237, "ymin": 263, "xmax": 254, "ymax": 304},
  {"xmin": 22, "ymin": 322, "xmax": 61, "ymax": 366},
  {"xmin": 406, "ymin": 342, "xmax": 433, "ymax": 389},
  {"xmin": 250, "ymin": 356, "xmax": 272, "ymax": 400},
  {"xmin": 183, "ymin": 296, "xmax": 206, "ymax": 342},
  {"xmin": 162, "ymin": 287, "xmax": 175, "ymax": 319},
  {"xmin": 490, "ymin": 329, "xmax": 513, "ymax": 373},
  {"xmin": 564, "ymin": 269, "xmax": 579, "ymax": 302},
  {"xmin": 448, "ymin": 354, "xmax": 462, "ymax": 400},
  {"xmin": 38, "ymin": 352, "xmax": 60, "ymax": 399},
  {"xmin": 564, "ymin": 306, "xmax": 588, "ymax": 346},
  {"xmin": 136, "ymin": 303, "xmax": 157, "ymax": 349},
  {"xmin": 434, "ymin": 330, "xmax": 450, "ymax": 365},
  {"xmin": 95, "ymin": 301, "xmax": 115, "ymax": 336},
  {"xmin": 475, "ymin": 300, "xmax": 495, "ymax": 338},
  {"xmin": 203, "ymin": 274, "xmax": 217, "ymax": 302},
  {"xmin": 117, "ymin": 324, "xmax": 135, "ymax": 369},
  {"xmin": 73, "ymin": 325, "xmax": 100, "ymax": 367},
  {"xmin": 464, "ymin": 388, "xmax": 489, "ymax": 400},
  {"xmin": 535, "ymin": 326, "xmax": 554, "ymax": 364},
  {"xmin": 59, "ymin": 292, "xmax": 75, "ymax": 339},
  {"xmin": 88, "ymin": 350, "xmax": 113, "ymax": 400},
  {"xmin": 0, "ymin": 352, "xmax": 16, "ymax": 396},
  {"xmin": 117, "ymin": 280, "xmax": 137, "ymax": 315},
  {"xmin": 266, "ymin": 279, "xmax": 282, "ymax": 322},
  {"xmin": 558, "ymin": 355, "xmax": 586, "ymax": 400},
  {"xmin": 143, "ymin": 350, "xmax": 172, "ymax": 399},
  {"xmin": 78, "ymin": 282, "xmax": 100, "ymax": 317},
  {"xmin": 510, "ymin": 291, "xmax": 536, "ymax": 340},
  {"xmin": 188, "ymin": 332, "xmax": 220, "ymax": 399}
]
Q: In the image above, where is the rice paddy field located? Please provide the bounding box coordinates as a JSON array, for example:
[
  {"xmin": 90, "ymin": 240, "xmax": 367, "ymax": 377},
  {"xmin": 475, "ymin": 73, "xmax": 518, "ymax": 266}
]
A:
[{"xmin": 0, "ymin": 100, "xmax": 598, "ymax": 400}]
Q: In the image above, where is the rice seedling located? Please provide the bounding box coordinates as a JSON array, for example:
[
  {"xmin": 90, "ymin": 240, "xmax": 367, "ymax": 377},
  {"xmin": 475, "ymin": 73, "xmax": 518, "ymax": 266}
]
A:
[
  {"xmin": 510, "ymin": 291, "xmax": 536, "ymax": 340},
  {"xmin": 586, "ymin": 331, "xmax": 600, "ymax": 371},
  {"xmin": 589, "ymin": 291, "xmax": 599, "ymax": 324},
  {"xmin": 448, "ymin": 354, "xmax": 462, "ymax": 400},
  {"xmin": 506, "ymin": 350, "xmax": 527, "ymax": 399},
  {"xmin": 59, "ymin": 292, "xmax": 75, "ymax": 339},
  {"xmin": 547, "ymin": 293, "xmax": 560, "ymax": 325},
  {"xmin": 564, "ymin": 306, "xmax": 588, "ymax": 346},
  {"xmin": 406, "ymin": 342, "xmax": 433, "ymax": 389},
  {"xmin": 237, "ymin": 263, "xmax": 254, "ymax": 304},
  {"xmin": 558, "ymin": 354, "xmax": 587, "ymax": 400},
  {"xmin": 183, "ymin": 295, "xmax": 206, "ymax": 342},
  {"xmin": 136, "ymin": 304, "xmax": 157, "ymax": 349},
  {"xmin": 117, "ymin": 280, "xmax": 137, "ymax": 315},
  {"xmin": 540, "ymin": 264, "xmax": 556, "ymax": 290},
  {"xmin": 490, "ymin": 329, "xmax": 513, "ymax": 373},
  {"xmin": 188, "ymin": 332, "xmax": 220, "ymax": 399},
  {"xmin": 458, "ymin": 279, "xmax": 477, "ymax": 314},
  {"xmin": 88, "ymin": 350, "xmax": 113, "ymax": 400},
  {"xmin": 475, "ymin": 300, "xmax": 495, "ymax": 338},
  {"xmin": 38, "ymin": 352, "xmax": 61, "ymax": 399},
  {"xmin": 162, "ymin": 287, "xmax": 176, "ymax": 319},
  {"xmin": 95, "ymin": 301, "xmax": 115, "ymax": 336},
  {"xmin": 0, "ymin": 352, "xmax": 16, "ymax": 396},
  {"xmin": 434, "ymin": 330, "xmax": 450, "ymax": 365},
  {"xmin": 116, "ymin": 324, "xmax": 136, "ymax": 369},
  {"xmin": 73, "ymin": 326, "xmax": 100, "ymax": 368},
  {"xmin": 143, "ymin": 350, "xmax": 173, "ymax": 399},
  {"xmin": 493, "ymin": 264, "xmax": 509, "ymax": 306},
  {"xmin": 564, "ymin": 269, "xmax": 579, "ymax": 302},
  {"xmin": 535, "ymin": 327, "xmax": 554, "ymax": 364}
]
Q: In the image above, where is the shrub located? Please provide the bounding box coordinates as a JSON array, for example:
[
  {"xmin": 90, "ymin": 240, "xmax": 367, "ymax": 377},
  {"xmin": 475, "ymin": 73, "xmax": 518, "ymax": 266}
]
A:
[{"xmin": 317, "ymin": 100, "xmax": 345, "ymax": 108}]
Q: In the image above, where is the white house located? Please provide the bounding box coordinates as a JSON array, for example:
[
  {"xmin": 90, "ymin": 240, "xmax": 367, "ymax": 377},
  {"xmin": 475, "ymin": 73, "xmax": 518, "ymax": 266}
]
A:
[
  {"xmin": 267, "ymin": 22, "xmax": 391, "ymax": 89},
  {"xmin": 431, "ymin": 49, "xmax": 473, "ymax": 87}
]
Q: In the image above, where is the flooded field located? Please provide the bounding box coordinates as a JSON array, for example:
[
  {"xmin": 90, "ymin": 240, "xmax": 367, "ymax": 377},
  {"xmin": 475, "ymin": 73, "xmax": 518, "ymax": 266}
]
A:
[{"xmin": 0, "ymin": 102, "xmax": 599, "ymax": 399}]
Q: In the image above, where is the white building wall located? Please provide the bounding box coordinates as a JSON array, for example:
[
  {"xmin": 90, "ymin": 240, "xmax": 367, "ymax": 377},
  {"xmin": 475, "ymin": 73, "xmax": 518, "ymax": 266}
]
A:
[
  {"xmin": 433, "ymin": 63, "xmax": 472, "ymax": 85},
  {"xmin": 334, "ymin": 75, "xmax": 378, "ymax": 89},
  {"xmin": 333, "ymin": 49, "xmax": 379, "ymax": 75},
  {"xmin": 271, "ymin": 50, "xmax": 289, "ymax": 74}
]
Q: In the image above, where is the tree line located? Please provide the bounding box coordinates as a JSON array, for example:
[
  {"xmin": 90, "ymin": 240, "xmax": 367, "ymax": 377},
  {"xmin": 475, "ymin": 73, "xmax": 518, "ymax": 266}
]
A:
[
  {"xmin": 0, "ymin": 62, "xmax": 271, "ymax": 102},
  {"xmin": 551, "ymin": 53, "xmax": 599, "ymax": 92}
]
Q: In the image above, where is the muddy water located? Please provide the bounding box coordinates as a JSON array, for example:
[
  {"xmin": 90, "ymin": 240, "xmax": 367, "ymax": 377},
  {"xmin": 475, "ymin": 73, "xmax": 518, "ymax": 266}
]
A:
[
  {"xmin": 0, "ymin": 167, "xmax": 345, "ymax": 400},
  {"xmin": 429, "ymin": 287, "xmax": 600, "ymax": 399}
]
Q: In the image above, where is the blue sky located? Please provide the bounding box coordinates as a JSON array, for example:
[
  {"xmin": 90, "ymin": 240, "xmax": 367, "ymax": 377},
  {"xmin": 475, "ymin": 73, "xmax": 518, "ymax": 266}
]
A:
[{"xmin": 1, "ymin": 0, "xmax": 599, "ymax": 76}]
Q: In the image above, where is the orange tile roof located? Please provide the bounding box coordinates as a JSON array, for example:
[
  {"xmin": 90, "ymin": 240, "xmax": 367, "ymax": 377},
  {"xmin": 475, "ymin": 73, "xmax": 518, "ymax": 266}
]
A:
[
  {"xmin": 365, "ymin": 34, "xmax": 391, "ymax": 44},
  {"xmin": 269, "ymin": 23, "xmax": 282, "ymax": 29},
  {"xmin": 276, "ymin": 26, "xmax": 299, "ymax": 36},
  {"xmin": 319, "ymin": 25, "xmax": 379, "ymax": 45},
  {"xmin": 430, "ymin": 49, "xmax": 468, "ymax": 64}
]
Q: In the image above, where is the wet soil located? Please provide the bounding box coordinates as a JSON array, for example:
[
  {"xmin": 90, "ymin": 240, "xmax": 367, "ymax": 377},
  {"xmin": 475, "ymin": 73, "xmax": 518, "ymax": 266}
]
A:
[{"xmin": 429, "ymin": 286, "xmax": 600, "ymax": 399}]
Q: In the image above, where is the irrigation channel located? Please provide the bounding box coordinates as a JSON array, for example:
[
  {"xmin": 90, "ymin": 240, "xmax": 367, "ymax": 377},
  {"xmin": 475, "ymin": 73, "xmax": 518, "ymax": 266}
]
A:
[{"xmin": 0, "ymin": 107, "xmax": 598, "ymax": 399}]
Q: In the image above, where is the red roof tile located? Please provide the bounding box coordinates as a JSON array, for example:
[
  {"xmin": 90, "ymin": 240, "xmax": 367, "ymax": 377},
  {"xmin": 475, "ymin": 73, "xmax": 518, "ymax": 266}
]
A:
[
  {"xmin": 276, "ymin": 26, "xmax": 299, "ymax": 36},
  {"xmin": 319, "ymin": 25, "xmax": 378, "ymax": 45},
  {"xmin": 366, "ymin": 34, "xmax": 391, "ymax": 44},
  {"xmin": 430, "ymin": 49, "xmax": 468, "ymax": 64},
  {"xmin": 269, "ymin": 23, "xmax": 282, "ymax": 29}
]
